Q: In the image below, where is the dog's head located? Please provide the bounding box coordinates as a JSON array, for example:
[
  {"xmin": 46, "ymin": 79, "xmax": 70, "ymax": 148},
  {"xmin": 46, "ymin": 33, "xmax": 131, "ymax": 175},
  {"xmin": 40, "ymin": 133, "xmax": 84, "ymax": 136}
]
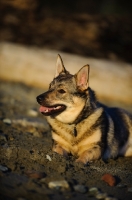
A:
[{"xmin": 36, "ymin": 55, "xmax": 90, "ymax": 123}]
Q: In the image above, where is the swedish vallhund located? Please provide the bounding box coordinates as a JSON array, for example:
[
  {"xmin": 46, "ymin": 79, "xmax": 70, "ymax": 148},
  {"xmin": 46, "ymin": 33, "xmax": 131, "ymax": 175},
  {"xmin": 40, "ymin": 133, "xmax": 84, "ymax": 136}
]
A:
[{"xmin": 36, "ymin": 55, "xmax": 132, "ymax": 165}]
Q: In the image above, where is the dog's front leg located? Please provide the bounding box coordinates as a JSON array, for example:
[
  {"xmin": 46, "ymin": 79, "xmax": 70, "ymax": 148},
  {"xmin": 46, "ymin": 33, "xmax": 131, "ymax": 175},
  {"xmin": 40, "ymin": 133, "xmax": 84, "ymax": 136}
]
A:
[
  {"xmin": 76, "ymin": 146, "xmax": 101, "ymax": 165},
  {"xmin": 52, "ymin": 140, "xmax": 69, "ymax": 157}
]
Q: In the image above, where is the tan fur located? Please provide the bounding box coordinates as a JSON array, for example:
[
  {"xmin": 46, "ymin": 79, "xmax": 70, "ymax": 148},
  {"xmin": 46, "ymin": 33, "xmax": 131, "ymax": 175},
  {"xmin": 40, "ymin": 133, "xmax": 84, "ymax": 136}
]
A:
[
  {"xmin": 77, "ymin": 129, "xmax": 102, "ymax": 155},
  {"xmin": 52, "ymin": 132, "xmax": 72, "ymax": 153},
  {"xmin": 75, "ymin": 108, "xmax": 103, "ymax": 141},
  {"xmin": 55, "ymin": 97, "xmax": 85, "ymax": 124},
  {"xmin": 47, "ymin": 107, "xmax": 103, "ymax": 161}
]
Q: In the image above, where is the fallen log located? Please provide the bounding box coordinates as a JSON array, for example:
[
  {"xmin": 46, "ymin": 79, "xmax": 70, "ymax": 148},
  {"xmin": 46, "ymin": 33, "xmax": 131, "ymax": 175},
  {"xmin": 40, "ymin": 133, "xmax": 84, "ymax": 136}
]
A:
[{"xmin": 0, "ymin": 42, "xmax": 132, "ymax": 109}]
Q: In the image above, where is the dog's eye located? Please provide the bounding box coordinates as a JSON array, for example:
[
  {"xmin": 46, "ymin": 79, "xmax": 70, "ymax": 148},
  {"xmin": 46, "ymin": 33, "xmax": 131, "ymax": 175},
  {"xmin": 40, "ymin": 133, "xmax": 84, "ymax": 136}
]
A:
[{"xmin": 58, "ymin": 89, "xmax": 66, "ymax": 94}]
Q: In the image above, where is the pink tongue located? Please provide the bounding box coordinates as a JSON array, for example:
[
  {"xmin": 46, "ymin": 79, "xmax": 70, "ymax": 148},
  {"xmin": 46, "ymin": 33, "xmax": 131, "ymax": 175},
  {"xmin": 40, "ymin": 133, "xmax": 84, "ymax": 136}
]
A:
[{"xmin": 39, "ymin": 106, "xmax": 53, "ymax": 113}]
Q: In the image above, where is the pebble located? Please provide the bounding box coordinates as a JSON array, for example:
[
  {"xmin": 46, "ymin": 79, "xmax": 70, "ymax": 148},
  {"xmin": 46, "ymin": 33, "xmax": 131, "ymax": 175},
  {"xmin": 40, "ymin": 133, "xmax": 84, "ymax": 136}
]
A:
[
  {"xmin": 12, "ymin": 118, "xmax": 49, "ymax": 130},
  {"xmin": 96, "ymin": 192, "xmax": 107, "ymax": 199},
  {"xmin": 5, "ymin": 147, "xmax": 13, "ymax": 158},
  {"xmin": 48, "ymin": 180, "xmax": 69, "ymax": 189},
  {"xmin": 27, "ymin": 127, "xmax": 42, "ymax": 137},
  {"xmin": 27, "ymin": 109, "xmax": 38, "ymax": 117},
  {"xmin": 73, "ymin": 184, "xmax": 87, "ymax": 193},
  {"xmin": 46, "ymin": 154, "xmax": 52, "ymax": 161},
  {"xmin": 56, "ymin": 165, "xmax": 66, "ymax": 173},
  {"xmin": 116, "ymin": 183, "xmax": 127, "ymax": 188},
  {"xmin": 127, "ymin": 187, "xmax": 132, "ymax": 192},
  {"xmin": 88, "ymin": 187, "xmax": 99, "ymax": 196},
  {"xmin": 105, "ymin": 197, "xmax": 118, "ymax": 200},
  {"xmin": 25, "ymin": 171, "xmax": 46, "ymax": 179},
  {"xmin": 17, "ymin": 198, "xmax": 27, "ymax": 200},
  {"xmin": 0, "ymin": 133, "xmax": 7, "ymax": 142},
  {"xmin": 3, "ymin": 118, "xmax": 12, "ymax": 124},
  {"xmin": 9, "ymin": 136, "xmax": 14, "ymax": 141},
  {"xmin": 101, "ymin": 173, "xmax": 116, "ymax": 186},
  {"xmin": 0, "ymin": 165, "xmax": 8, "ymax": 172},
  {"xmin": 40, "ymin": 178, "xmax": 46, "ymax": 183}
]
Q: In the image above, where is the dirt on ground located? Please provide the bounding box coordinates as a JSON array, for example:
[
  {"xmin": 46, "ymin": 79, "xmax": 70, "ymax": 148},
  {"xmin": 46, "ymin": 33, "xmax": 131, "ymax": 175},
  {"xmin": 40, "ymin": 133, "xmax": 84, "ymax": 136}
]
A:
[{"xmin": 0, "ymin": 80, "xmax": 132, "ymax": 200}]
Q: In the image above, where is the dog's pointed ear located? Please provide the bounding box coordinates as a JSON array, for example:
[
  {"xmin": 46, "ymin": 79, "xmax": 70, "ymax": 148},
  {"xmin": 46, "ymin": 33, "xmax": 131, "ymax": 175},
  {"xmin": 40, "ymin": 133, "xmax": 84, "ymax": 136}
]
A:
[
  {"xmin": 55, "ymin": 54, "xmax": 67, "ymax": 77},
  {"xmin": 75, "ymin": 65, "xmax": 90, "ymax": 91}
]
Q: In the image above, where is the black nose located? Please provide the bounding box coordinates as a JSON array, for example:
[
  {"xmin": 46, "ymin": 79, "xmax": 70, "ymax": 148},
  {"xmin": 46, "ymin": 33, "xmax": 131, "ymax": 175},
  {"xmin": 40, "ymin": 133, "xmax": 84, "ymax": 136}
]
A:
[{"xmin": 36, "ymin": 95, "xmax": 43, "ymax": 104}]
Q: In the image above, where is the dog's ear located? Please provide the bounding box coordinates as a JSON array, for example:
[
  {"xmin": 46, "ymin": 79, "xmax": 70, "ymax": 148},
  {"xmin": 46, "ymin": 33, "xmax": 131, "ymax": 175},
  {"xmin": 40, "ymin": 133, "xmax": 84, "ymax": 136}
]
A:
[
  {"xmin": 55, "ymin": 54, "xmax": 67, "ymax": 77},
  {"xmin": 75, "ymin": 65, "xmax": 90, "ymax": 91}
]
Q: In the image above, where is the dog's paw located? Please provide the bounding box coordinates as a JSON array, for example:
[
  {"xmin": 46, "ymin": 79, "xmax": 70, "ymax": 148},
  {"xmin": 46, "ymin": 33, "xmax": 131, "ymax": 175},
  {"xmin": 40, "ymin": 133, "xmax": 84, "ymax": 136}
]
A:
[
  {"xmin": 52, "ymin": 143, "xmax": 68, "ymax": 157},
  {"xmin": 75, "ymin": 155, "xmax": 89, "ymax": 165},
  {"xmin": 76, "ymin": 147, "xmax": 101, "ymax": 164}
]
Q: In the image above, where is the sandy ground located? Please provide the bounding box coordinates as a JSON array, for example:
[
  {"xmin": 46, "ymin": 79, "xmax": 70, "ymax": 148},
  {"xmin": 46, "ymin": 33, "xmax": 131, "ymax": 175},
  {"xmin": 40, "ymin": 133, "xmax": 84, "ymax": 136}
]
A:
[{"xmin": 0, "ymin": 81, "xmax": 132, "ymax": 200}]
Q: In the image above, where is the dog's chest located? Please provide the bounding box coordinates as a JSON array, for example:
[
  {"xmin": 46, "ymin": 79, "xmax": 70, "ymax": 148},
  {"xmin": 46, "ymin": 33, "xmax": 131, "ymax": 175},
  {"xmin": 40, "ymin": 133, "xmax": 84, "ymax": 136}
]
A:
[
  {"xmin": 46, "ymin": 111, "xmax": 102, "ymax": 155},
  {"xmin": 47, "ymin": 116, "xmax": 77, "ymax": 141}
]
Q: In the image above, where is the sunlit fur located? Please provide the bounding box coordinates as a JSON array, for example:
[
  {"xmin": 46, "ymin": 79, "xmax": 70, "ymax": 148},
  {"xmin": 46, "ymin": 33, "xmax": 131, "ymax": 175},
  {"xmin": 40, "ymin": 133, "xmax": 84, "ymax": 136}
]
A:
[{"xmin": 37, "ymin": 55, "xmax": 132, "ymax": 164}]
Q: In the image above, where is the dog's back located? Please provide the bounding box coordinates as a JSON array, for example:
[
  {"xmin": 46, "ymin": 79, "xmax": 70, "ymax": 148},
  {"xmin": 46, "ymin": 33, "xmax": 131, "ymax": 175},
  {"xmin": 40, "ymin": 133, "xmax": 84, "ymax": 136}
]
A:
[{"xmin": 103, "ymin": 106, "xmax": 132, "ymax": 159}]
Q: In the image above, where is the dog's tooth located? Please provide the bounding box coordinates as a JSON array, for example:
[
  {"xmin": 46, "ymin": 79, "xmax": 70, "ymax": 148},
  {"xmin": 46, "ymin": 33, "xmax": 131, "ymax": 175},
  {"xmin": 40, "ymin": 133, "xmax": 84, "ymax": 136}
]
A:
[
  {"xmin": 56, "ymin": 106, "xmax": 61, "ymax": 109},
  {"xmin": 54, "ymin": 106, "xmax": 60, "ymax": 110}
]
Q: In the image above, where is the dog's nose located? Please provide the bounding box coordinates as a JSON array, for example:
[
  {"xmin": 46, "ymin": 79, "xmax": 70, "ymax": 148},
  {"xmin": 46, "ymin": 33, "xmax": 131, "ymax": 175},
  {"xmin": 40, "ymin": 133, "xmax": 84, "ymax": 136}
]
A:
[{"xmin": 36, "ymin": 95, "xmax": 43, "ymax": 104}]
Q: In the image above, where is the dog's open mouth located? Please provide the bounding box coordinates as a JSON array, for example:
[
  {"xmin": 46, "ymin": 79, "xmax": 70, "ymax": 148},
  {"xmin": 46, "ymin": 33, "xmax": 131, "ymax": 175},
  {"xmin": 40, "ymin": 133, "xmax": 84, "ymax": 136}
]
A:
[{"xmin": 39, "ymin": 104, "xmax": 66, "ymax": 115}]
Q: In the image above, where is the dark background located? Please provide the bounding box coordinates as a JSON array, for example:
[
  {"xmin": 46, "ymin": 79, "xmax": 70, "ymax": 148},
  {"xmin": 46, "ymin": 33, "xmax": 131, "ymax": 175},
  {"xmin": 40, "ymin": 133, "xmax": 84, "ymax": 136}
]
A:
[{"xmin": 0, "ymin": 0, "xmax": 132, "ymax": 63}]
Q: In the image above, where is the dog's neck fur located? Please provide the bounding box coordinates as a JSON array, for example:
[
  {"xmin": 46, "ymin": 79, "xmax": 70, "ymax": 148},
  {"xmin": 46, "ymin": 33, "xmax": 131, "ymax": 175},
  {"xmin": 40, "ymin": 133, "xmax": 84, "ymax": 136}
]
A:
[{"xmin": 73, "ymin": 87, "xmax": 97, "ymax": 125}]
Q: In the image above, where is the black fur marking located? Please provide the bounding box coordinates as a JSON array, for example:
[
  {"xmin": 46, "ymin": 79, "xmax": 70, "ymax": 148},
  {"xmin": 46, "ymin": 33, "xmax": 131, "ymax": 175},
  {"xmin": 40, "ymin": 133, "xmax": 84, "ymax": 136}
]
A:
[
  {"xmin": 106, "ymin": 108, "xmax": 129, "ymax": 148},
  {"xmin": 74, "ymin": 127, "xmax": 77, "ymax": 137},
  {"xmin": 73, "ymin": 87, "xmax": 97, "ymax": 124}
]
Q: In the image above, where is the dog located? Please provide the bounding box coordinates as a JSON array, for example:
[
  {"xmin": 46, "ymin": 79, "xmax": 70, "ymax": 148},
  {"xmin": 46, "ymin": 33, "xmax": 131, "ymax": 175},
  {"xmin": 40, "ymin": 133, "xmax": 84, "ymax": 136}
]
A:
[{"xmin": 36, "ymin": 55, "xmax": 132, "ymax": 164}]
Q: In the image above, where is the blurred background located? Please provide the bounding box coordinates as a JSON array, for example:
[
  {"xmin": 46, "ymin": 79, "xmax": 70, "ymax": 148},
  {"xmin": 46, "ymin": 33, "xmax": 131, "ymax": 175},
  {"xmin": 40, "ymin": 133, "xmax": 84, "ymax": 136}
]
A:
[
  {"xmin": 0, "ymin": 0, "xmax": 132, "ymax": 111},
  {"xmin": 0, "ymin": 0, "xmax": 132, "ymax": 63}
]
